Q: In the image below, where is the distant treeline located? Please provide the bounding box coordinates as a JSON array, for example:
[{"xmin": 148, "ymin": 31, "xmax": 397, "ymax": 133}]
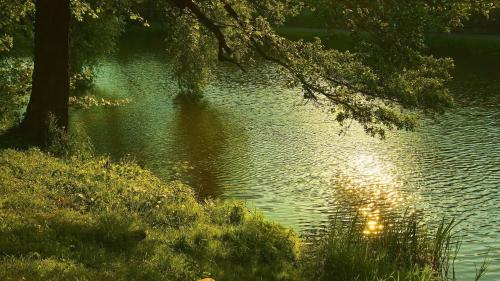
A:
[
  {"xmin": 124, "ymin": 2, "xmax": 500, "ymax": 35},
  {"xmin": 286, "ymin": 8, "xmax": 500, "ymax": 34},
  {"xmin": 463, "ymin": 9, "xmax": 500, "ymax": 34}
]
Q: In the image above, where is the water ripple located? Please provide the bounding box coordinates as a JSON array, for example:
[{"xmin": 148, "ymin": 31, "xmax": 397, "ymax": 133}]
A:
[{"xmin": 72, "ymin": 53, "xmax": 500, "ymax": 280}]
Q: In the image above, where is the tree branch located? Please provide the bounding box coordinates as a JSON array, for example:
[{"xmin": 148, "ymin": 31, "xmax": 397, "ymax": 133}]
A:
[{"xmin": 170, "ymin": 0, "xmax": 244, "ymax": 69}]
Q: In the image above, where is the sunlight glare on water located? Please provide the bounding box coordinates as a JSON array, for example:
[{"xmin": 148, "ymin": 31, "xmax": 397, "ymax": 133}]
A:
[{"xmin": 335, "ymin": 152, "xmax": 413, "ymax": 235}]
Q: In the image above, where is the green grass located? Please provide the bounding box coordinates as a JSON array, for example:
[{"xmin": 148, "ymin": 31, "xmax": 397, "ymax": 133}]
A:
[
  {"xmin": 300, "ymin": 214, "xmax": 477, "ymax": 281},
  {"xmin": 0, "ymin": 149, "xmax": 300, "ymax": 281},
  {"xmin": 0, "ymin": 147, "xmax": 484, "ymax": 281}
]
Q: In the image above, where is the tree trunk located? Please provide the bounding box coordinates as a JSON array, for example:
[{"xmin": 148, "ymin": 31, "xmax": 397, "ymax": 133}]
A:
[{"xmin": 20, "ymin": 0, "xmax": 70, "ymax": 144}]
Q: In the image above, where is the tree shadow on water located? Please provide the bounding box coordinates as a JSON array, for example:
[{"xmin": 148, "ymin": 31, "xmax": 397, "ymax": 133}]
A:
[{"xmin": 171, "ymin": 94, "xmax": 245, "ymax": 199}]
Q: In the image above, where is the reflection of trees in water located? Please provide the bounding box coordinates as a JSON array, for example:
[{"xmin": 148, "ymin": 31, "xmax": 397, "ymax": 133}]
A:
[
  {"xmin": 75, "ymin": 97, "xmax": 149, "ymax": 162},
  {"xmin": 172, "ymin": 97, "xmax": 245, "ymax": 199},
  {"xmin": 450, "ymin": 56, "xmax": 500, "ymax": 106}
]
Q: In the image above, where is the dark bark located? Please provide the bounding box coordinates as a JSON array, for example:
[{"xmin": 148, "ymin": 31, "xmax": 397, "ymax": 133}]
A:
[{"xmin": 19, "ymin": 0, "xmax": 70, "ymax": 144}]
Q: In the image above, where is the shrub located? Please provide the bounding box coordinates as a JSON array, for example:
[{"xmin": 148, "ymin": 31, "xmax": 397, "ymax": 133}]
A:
[{"xmin": 0, "ymin": 58, "xmax": 31, "ymax": 132}]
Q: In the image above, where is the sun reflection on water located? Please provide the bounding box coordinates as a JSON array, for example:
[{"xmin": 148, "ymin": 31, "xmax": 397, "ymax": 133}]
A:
[{"xmin": 335, "ymin": 153, "xmax": 414, "ymax": 235}]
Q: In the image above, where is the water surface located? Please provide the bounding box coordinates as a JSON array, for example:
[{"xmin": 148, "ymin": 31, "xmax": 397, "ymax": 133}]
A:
[{"xmin": 72, "ymin": 45, "xmax": 500, "ymax": 280}]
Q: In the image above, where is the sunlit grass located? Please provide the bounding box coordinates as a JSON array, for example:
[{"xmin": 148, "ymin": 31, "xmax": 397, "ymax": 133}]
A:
[
  {"xmin": 0, "ymin": 149, "xmax": 300, "ymax": 281},
  {"xmin": 300, "ymin": 214, "xmax": 483, "ymax": 281}
]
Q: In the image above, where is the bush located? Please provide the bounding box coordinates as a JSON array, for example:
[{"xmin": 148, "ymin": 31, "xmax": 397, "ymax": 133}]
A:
[{"xmin": 0, "ymin": 58, "xmax": 32, "ymax": 132}]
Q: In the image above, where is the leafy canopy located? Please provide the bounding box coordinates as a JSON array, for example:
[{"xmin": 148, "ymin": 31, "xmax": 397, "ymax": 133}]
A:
[
  {"xmin": 1, "ymin": 0, "xmax": 498, "ymax": 137},
  {"xmin": 145, "ymin": 0, "xmax": 497, "ymax": 137}
]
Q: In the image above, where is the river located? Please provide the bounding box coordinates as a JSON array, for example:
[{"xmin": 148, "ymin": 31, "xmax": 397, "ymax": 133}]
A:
[{"xmin": 71, "ymin": 37, "xmax": 500, "ymax": 280}]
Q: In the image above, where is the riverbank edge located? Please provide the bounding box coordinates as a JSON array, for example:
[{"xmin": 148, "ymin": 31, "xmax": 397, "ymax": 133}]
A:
[
  {"xmin": 0, "ymin": 148, "xmax": 301, "ymax": 281},
  {"xmin": 0, "ymin": 147, "xmax": 483, "ymax": 281},
  {"xmin": 276, "ymin": 27, "xmax": 500, "ymax": 57}
]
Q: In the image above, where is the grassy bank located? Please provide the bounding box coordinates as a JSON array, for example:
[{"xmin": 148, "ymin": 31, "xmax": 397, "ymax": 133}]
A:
[
  {"xmin": 0, "ymin": 147, "xmax": 483, "ymax": 281},
  {"xmin": 0, "ymin": 149, "xmax": 300, "ymax": 281}
]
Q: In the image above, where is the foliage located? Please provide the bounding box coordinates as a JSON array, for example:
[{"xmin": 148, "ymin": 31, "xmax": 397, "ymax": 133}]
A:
[
  {"xmin": 303, "ymin": 1, "xmax": 498, "ymax": 135},
  {"xmin": 0, "ymin": 58, "xmax": 32, "ymax": 132},
  {"xmin": 0, "ymin": 1, "xmax": 132, "ymax": 131},
  {"xmin": 0, "ymin": 0, "xmax": 33, "ymax": 54},
  {"xmin": 152, "ymin": 0, "xmax": 495, "ymax": 137},
  {"xmin": 2, "ymin": 0, "xmax": 498, "ymax": 137},
  {"xmin": 463, "ymin": 7, "xmax": 500, "ymax": 33},
  {"xmin": 70, "ymin": 10, "xmax": 125, "ymax": 82},
  {"xmin": 166, "ymin": 13, "xmax": 218, "ymax": 96},
  {"xmin": 311, "ymin": 0, "xmax": 497, "ymax": 77},
  {"xmin": 0, "ymin": 149, "xmax": 300, "ymax": 281},
  {"xmin": 70, "ymin": 66, "xmax": 96, "ymax": 90},
  {"xmin": 0, "ymin": 0, "xmax": 126, "ymax": 90},
  {"xmin": 69, "ymin": 95, "xmax": 131, "ymax": 109}
]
